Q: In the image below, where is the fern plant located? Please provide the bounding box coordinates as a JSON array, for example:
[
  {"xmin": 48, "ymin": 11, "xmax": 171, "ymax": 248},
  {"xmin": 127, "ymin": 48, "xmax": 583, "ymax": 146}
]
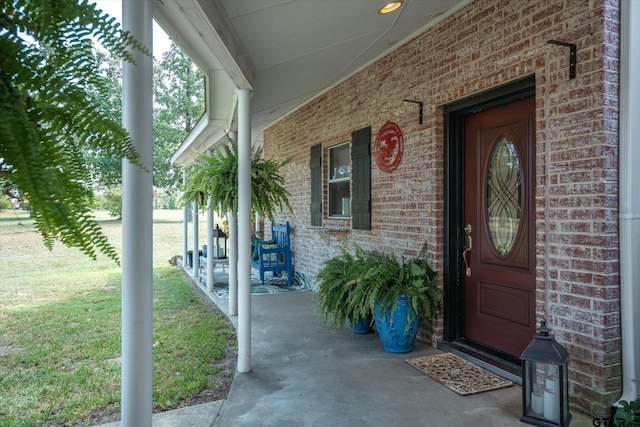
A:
[
  {"xmin": 315, "ymin": 244, "xmax": 442, "ymax": 331},
  {"xmin": 315, "ymin": 245, "xmax": 376, "ymax": 330},
  {"xmin": 615, "ymin": 396, "xmax": 640, "ymax": 427},
  {"xmin": 182, "ymin": 136, "xmax": 292, "ymax": 222},
  {"xmin": 315, "ymin": 248, "xmax": 356, "ymax": 330},
  {"xmin": 1, "ymin": 0, "xmax": 150, "ymax": 263},
  {"xmin": 360, "ymin": 243, "xmax": 442, "ymax": 327}
]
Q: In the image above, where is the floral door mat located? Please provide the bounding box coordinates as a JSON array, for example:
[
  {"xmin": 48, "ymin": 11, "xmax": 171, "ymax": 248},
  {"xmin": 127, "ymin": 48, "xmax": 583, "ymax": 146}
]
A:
[{"xmin": 405, "ymin": 353, "xmax": 514, "ymax": 396}]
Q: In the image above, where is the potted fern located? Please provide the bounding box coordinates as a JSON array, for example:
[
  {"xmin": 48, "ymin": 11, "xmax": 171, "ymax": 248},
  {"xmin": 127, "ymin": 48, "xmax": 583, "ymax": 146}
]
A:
[
  {"xmin": 361, "ymin": 244, "xmax": 442, "ymax": 353},
  {"xmin": 315, "ymin": 243, "xmax": 442, "ymax": 346},
  {"xmin": 315, "ymin": 246, "xmax": 376, "ymax": 334}
]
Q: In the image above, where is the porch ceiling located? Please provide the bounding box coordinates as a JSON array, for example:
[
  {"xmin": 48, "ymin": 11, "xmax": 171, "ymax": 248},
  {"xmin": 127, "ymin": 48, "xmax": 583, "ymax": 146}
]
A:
[{"xmin": 160, "ymin": 0, "xmax": 472, "ymax": 166}]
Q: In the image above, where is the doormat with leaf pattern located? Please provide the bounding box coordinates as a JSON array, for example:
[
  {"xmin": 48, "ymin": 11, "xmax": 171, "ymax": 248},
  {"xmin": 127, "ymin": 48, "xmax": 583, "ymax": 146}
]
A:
[{"xmin": 405, "ymin": 352, "xmax": 514, "ymax": 396}]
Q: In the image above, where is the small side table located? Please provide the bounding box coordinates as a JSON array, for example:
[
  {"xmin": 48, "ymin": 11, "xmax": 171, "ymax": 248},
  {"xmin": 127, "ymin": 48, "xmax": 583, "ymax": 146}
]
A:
[{"xmin": 199, "ymin": 256, "xmax": 229, "ymax": 273}]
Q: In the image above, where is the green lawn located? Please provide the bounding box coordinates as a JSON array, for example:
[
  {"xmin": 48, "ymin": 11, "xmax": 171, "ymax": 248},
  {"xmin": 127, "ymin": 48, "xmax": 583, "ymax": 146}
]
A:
[{"xmin": 0, "ymin": 210, "xmax": 236, "ymax": 426}]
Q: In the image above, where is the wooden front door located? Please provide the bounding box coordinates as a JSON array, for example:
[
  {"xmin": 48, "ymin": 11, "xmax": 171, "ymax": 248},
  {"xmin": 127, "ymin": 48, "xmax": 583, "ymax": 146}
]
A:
[{"xmin": 463, "ymin": 96, "xmax": 536, "ymax": 357}]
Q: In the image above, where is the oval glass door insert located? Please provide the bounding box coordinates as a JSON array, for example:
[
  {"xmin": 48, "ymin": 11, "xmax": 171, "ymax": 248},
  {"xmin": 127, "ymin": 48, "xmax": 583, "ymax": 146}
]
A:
[{"xmin": 486, "ymin": 136, "xmax": 522, "ymax": 255}]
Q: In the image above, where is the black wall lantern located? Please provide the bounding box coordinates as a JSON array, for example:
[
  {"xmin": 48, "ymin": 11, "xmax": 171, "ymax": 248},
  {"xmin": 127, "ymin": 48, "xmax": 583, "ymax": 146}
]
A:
[{"xmin": 521, "ymin": 321, "xmax": 571, "ymax": 426}]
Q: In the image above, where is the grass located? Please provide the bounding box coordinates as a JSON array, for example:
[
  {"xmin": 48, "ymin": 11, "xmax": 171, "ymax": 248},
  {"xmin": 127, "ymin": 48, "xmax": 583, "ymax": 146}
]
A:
[{"xmin": 0, "ymin": 209, "xmax": 236, "ymax": 426}]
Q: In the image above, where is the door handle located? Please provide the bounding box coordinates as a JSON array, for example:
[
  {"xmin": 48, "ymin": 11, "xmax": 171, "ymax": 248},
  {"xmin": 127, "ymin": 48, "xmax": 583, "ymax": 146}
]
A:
[{"xmin": 462, "ymin": 223, "xmax": 472, "ymax": 278}]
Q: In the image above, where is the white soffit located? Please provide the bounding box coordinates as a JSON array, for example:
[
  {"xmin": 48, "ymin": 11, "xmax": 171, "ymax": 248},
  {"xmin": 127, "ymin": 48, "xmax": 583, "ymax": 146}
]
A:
[
  {"xmin": 221, "ymin": 0, "xmax": 472, "ymax": 129},
  {"xmin": 161, "ymin": 0, "xmax": 473, "ymax": 166}
]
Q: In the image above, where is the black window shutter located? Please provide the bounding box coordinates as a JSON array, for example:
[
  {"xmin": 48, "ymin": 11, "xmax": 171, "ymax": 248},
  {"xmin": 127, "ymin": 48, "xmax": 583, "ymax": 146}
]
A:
[
  {"xmin": 310, "ymin": 143, "xmax": 323, "ymax": 226},
  {"xmin": 351, "ymin": 126, "xmax": 371, "ymax": 230}
]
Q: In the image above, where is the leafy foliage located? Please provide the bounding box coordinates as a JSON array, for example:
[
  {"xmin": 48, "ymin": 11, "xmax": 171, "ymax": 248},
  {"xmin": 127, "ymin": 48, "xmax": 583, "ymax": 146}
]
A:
[
  {"xmin": 154, "ymin": 41, "xmax": 205, "ymax": 192},
  {"xmin": 315, "ymin": 243, "xmax": 442, "ymax": 331},
  {"xmin": 1, "ymin": 0, "xmax": 149, "ymax": 262},
  {"xmin": 101, "ymin": 186, "xmax": 122, "ymax": 219},
  {"xmin": 83, "ymin": 43, "xmax": 204, "ymax": 193},
  {"xmin": 83, "ymin": 50, "xmax": 125, "ymax": 190},
  {"xmin": 182, "ymin": 136, "xmax": 293, "ymax": 222},
  {"xmin": 0, "ymin": 196, "xmax": 12, "ymax": 211},
  {"xmin": 315, "ymin": 246, "xmax": 373, "ymax": 329},
  {"xmin": 615, "ymin": 396, "xmax": 640, "ymax": 427},
  {"xmin": 366, "ymin": 246, "xmax": 442, "ymax": 326}
]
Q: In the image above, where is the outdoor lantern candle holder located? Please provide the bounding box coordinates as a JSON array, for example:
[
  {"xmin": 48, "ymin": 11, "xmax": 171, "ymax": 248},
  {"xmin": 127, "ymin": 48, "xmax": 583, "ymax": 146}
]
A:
[
  {"xmin": 212, "ymin": 224, "xmax": 227, "ymax": 259},
  {"xmin": 520, "ymin": 321, "xmax": 571, "ymax": 427}
]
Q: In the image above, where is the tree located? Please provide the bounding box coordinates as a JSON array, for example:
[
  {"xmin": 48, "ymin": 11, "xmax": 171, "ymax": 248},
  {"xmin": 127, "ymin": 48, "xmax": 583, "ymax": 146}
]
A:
[
  {"xmin": 102, "ymin": 186, "xmax": 123, "ymax": 219},
  {"xmin": 154, "ymin": 41, "xmax": 205, "ymax": 192},
  {"xmin": 83, "ymin": 42, "xmax": 204, "ymax": 204},
  {"xmin": 84, "ymin": 50, "xmax": 124, "ymax": 191},
  {"xmin": 0, "ymin": 196, "xmax": 12, "ymax": 211},
  {"xmin": 0, "ymin": 0, "xmax": 149, "ymax": 262},
  {"xmin": 86, "ymin": 42, "xmax": 205, "ymax": 194}
]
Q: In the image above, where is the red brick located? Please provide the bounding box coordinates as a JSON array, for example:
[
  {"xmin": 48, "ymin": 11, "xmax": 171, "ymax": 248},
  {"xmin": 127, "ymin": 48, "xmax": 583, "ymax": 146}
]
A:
[{"xmin": 263, "ymin": 0, "xmax": 620, "ymax": 416}]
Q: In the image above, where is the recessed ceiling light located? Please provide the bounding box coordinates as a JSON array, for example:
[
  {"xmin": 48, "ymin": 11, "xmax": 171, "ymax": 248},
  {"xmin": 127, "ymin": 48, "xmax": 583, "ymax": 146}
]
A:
[{"xmin": 379, "ymin": 1, "xmax": 403, "ymax": 14}]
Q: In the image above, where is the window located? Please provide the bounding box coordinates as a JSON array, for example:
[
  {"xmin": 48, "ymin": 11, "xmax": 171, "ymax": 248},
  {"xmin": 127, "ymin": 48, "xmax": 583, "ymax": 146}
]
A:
[
  {"xmin": 310, "ymin": 127, "xmax": 370, "ymax": 228},
  {"xmin": 328, "ymin": 142, "xmax": 350, "ymax": 217}
]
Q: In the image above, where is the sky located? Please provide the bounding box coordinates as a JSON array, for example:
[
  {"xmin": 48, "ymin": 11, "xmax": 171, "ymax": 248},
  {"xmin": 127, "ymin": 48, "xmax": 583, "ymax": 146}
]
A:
[{"xmin": 94, "ymin": 0, "xmax": 173, "ymax": 59}]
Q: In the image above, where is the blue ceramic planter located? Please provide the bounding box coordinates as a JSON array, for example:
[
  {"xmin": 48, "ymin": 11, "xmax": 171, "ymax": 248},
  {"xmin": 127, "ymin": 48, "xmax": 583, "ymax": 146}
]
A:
[
  {"xmin": 374, "ymin": 295, "xmax": 420, "ymax": 353},
  {"xmin": 352, "ymin": 315, "xmax": 373, "ymax": 334}
]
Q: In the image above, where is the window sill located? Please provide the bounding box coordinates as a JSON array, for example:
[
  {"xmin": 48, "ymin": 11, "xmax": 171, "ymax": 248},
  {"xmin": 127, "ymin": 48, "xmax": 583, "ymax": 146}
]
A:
[
  {"xmin": 328, "ymin": 176, "xmax": 350, "ymax": 183},
  {"xmin": 311, "ymin": 226, "xmax": 350, "ymax": 246}
]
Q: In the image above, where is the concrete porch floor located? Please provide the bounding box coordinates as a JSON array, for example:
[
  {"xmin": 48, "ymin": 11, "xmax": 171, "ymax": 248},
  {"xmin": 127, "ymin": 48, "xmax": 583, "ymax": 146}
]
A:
[
  {"xmin": 207, "ymin": 281, "xmax": 594, "ymax": 427},
  {"xmin": 214, "ymin": 290, "xmax": 522, "ymax": 426},
  {"xmin": 100, "ymin": 272, "xmax": 593, "ymax": 426}
]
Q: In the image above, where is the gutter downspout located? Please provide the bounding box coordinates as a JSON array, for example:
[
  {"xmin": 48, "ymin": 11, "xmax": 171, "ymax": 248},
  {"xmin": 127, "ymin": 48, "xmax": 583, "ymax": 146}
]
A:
[{"xmin": 617, "ymin": 0, "xmax": 640, "ymax": 404}]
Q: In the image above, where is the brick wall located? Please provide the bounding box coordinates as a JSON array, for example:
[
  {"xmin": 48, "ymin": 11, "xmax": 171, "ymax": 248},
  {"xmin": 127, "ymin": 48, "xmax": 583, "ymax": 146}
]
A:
[{"xmin": 264, "ymin": 0, "xmax": 620, "ymax": 416}]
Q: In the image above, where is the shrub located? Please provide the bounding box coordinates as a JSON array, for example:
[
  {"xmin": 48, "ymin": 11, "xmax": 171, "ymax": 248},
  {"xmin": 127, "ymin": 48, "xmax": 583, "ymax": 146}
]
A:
[{"xmin": 0, "ymin": 197, "xmax": 13, "ymax": 211}]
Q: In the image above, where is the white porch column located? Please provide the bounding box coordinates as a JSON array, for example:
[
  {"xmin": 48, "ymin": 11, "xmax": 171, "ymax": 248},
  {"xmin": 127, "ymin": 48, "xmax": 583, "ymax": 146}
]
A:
[
  {"xmin": 228, "ymin": 212, "xmax": 238, "ymax": 316},
  {"xmin": 228, "ymin": 131, "xmax": 239, "ymax": 316},
  {"xmin": 618, "ymin": 0, "xmax": 640, "ymax": 404},
  {"xmin": 206, "ymin": 192, "xmax": 214, "ymax": 292},
  {"xmin": 237, "ymin": 89, "xmax": 252, "ymax": 373},
  {"xmin": 192, "ymin": 199, "xmax": 199, "ymax": 279},
  {"xmin": 121, "ymin": 0, "xmax": 153, "ymax": 425},
  {"xmin": 182, "ymin": 169, "xmax": 188, "ymax": 266}
]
